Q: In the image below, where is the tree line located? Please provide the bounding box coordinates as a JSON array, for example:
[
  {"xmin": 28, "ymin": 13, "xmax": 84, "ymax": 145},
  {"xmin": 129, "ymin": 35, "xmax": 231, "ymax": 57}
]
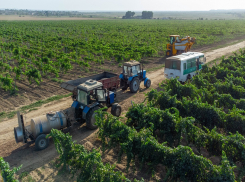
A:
[{"xmin": 122, "ymin": 11, "xmax": 153, "ymax": 19}]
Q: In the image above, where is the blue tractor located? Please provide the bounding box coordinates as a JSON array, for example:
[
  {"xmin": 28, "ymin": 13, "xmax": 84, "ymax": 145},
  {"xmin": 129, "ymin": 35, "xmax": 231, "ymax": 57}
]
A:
[
  {"xmin": 119, "ymin": 60, "xmax": 151, "ymax": 93},
  {"xmin": 61, "ymin": 72, "xmax": 122, "ymax": 130}
]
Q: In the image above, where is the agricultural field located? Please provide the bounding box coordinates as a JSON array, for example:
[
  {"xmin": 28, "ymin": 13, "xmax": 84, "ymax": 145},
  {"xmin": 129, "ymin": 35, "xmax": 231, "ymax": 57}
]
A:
[
  {"xmin": 3, "ymin": 50, "xmax": 245, "ymax": 181},
  {"xmin": 1, "ymin": 20, "xmax": 245, "ymax": 112},
  {"xmin": 60, "ymin": 50, "xmax": 245, "ymax": 181},
  {"xmin": 1, "ymin": 7, "xmax": 245, "ymax": 182}
]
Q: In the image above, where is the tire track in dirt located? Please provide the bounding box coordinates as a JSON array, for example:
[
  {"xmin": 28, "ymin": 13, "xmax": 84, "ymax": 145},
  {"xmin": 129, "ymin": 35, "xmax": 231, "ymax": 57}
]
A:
[{"xmin": 1, "ymin": 40, "xmax": 245, "ymax": 175}]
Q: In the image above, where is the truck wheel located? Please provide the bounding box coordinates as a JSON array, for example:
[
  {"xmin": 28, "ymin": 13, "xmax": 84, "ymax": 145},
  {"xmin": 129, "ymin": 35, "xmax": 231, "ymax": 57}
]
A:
[
  {"xmin": 35, "ymin": 134, "xmax": 49, "ymax": 151},
  {"xmin": 111, "ymin": 103, "xmax": 122, "ymax": 117},
  {"xmin": 130, "ymin": 77, "xmax": 140, "ymax": 93},
  {"xmin": 145, "ymin": 79, "xmax": 151, "ymax": 88},
  {"xmin": 186, "ymin": 74, "xmax": 191, "ymax": 82},
  {"xmin": 86, "ymin": 106, "xmax": 100, "ymax": 130}
]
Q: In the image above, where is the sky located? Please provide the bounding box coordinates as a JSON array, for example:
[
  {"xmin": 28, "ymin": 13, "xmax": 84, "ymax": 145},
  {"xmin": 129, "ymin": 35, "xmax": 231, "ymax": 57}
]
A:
[{"xmin": 1, "ymin": 0, "xmax": 245, "ymax": 11}]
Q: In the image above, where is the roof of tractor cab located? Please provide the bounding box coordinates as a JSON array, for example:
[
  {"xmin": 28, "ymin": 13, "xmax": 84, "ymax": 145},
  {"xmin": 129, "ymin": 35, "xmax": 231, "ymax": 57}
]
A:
[
  {"xmin": 77, "ymin": 79, "xmax": 103, "ymax": 92},
  {"xmin": 167, "ymin": 52, "xmax": 204, "ymax": 61},
  {"xmin": 123, "ymin": 60, "xmax": 140, "ymax": 67}
]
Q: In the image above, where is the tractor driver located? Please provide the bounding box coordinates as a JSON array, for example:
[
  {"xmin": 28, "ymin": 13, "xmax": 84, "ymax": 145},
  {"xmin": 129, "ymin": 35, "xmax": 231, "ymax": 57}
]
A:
[{"xmin": 88, "ymin": 90, "xmax": 96, "ymax": 104}]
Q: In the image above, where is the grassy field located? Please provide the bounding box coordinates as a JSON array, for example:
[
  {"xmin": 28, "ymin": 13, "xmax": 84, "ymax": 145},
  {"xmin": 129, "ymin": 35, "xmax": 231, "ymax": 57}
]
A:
[{"xmin": 0, "ymin": 19, "xmax": 245, "ymax": 93}]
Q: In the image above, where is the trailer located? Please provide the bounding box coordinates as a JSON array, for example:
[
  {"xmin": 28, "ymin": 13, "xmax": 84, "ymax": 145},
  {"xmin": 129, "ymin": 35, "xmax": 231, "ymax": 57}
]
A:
[
  {"xmin": 14, "ymin": 111, "xmax": 70, "ymax": 150},
  {"xmin": 61, "ymin": 71, "xmax": 120, "ymax": 100}
]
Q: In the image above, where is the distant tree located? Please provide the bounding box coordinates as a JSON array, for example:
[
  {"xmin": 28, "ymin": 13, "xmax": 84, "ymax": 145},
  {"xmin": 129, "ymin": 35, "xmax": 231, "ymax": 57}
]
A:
[
  {"xmin": 122, "ymin": 11, "xmax": 135, "ymax": 19},
  {"xmin": 45, "ymin": 11, "xmax": 49, "ymax": 17},
  {"xmin": 142, "ymin": 11, "xmax": 153, "ymax": 19}
]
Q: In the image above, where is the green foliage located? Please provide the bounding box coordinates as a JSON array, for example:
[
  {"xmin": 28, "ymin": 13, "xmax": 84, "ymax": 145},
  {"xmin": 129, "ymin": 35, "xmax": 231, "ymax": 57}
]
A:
[
  {"xmin": 0, "ymin": 157, "xmax": 22, "ymax": 182},
  {"xmin": 0, "ymin": 73, "xmax": 14, "ymax": 91},
  {"xmin": 95, "ymin": 110, "xmax": 236, "ymax": 181},
  {"xmin": 126, "ymin": 103, "xmax": 181, "ymax": 146},
  {"xmin": 126, "ymin": 103, "xmax": 245, "ymax": 174},
  {"xmin": 123, "ymin": 11, "xmax": 135, "ymax": 19},
  {"xmin": 138, "ymin": 50, "xmax": 245, "ymax": 180},
  {"xmin": 24, "ymin": 67, "xmax": 42, "ymax": 85},
  {"xmin": 48, "ymin": 129, "xmax": 142, "ymax": 182},
  {"xmin": 1, "ymin": 20, "xmax": 245, "ymax": 92},
  {"xmin": 142, "ymin": 11, "xmax": 153, "ymax": 19}
]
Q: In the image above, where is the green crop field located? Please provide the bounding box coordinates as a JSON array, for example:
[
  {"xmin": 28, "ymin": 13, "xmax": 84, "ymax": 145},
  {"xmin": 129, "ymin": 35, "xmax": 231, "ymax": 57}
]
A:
[
  {"xmin": 3, "ymin": 50, "xmax": 245, "ymax": 181},
  {"xmin": 2, "ymin": 18, "xmax": 245, "ymax": 182},
  {"xmin": 1, "ymin": 19, "xmax": 245, "ymax": 93},
  {"xmin": 94, "ymin": 51, "xmax": 245, "ymax": 181}
]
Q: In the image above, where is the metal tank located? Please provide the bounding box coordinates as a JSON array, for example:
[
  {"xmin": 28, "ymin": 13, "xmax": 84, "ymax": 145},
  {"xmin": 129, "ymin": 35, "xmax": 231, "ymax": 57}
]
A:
[
  {"xmin": 14, "ymin": 111, "xmax": 69, "ymax": 150},
  {"xmin": 30, "ymin": 111, "xmax": 67, "ymax": 138}
]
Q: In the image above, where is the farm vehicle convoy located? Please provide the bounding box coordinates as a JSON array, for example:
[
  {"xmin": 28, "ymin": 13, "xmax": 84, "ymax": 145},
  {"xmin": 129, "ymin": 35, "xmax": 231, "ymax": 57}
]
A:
[
  {"xmin": 14, "ymin": 50, "xmax": 207, "ymax": 151},
  {"xmin": 14, "ymin": 60, "xmax": 152, "ymax": 150}
]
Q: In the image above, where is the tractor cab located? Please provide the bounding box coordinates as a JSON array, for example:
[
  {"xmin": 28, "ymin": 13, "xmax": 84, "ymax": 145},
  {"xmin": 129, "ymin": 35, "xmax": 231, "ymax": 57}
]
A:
[
  {"xmin": 73, "ymin": 79, "xmax": 121, "ymax": 126},
  {"xmin": 119, "ymin": 60, "xmax": 151, "ymax": 93},
  {"xmin": 166, "ymin": 35, "xmax": 195, "ymax": 57},
  {"xmin": 61, "ymin": 72, "xmax": 122, "ymax": 130},
  {"xmin": 76, "ymin": 79, "xmax": 106, "ymax": 106},
  {"xmin": 169, "ymin": 35, "xmax": 180, "ymax": 44},
  {"xmin": 122, "ymin": 60, "xmax": 141, "ymax": 78}
]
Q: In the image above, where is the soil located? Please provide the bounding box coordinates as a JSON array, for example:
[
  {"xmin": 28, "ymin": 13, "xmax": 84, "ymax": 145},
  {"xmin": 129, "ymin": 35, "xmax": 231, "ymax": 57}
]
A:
[{"xmin": 1, "ymin": 40, "xmax": 245, "ymax": 181}]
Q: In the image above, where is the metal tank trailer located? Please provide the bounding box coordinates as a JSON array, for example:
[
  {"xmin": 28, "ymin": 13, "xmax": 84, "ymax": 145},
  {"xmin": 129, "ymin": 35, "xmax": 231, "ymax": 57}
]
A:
[{"xmin": 14, "ymin": 111, "xmax": 70, "ymax": 150}]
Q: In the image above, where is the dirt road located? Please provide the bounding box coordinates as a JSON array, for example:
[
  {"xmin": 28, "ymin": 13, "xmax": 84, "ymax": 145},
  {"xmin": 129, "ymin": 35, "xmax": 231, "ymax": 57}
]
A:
[{"xmin": 1, "ymin": 40, "xmax": 245, "ymax": 178}]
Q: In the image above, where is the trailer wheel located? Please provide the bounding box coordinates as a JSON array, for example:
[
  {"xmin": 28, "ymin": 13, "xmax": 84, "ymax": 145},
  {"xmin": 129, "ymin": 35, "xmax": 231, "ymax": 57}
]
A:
[
  {"xmin": 130, "ymin": 77, "xmax": 140, "ymax": 93},
  {"xmin": 111, "ymin": 103, "xmax": 121, "ymax": 117},
  {"xmin": 86, "ymin": 106, "xmax": 100, "ymax": 130},
  {"xmin": 35, "ymin": 134, "xmax": 49, "ymax": 151},
  {"xmin": 145, "ymin": 79, "xmax": 151, "ymax": 88}
]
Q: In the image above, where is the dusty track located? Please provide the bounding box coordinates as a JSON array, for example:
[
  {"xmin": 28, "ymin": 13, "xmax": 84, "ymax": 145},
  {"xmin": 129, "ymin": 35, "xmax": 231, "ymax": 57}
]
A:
[{"xmin": 1, "ymin": 40, "xmax": 245, "ymax": 180}]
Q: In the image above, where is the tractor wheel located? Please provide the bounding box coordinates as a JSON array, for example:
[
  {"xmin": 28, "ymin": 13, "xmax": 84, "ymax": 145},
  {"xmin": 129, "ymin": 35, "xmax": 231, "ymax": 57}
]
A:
[
  {"xmin": 35, "ymin": 134, "xmax": 49, "ymax": 151},
  {"xmin": 111, "ymin": 103, "xmax": 122, "ymax": 117},
  {"xmin": 166, "ymin": 50, "xmax": 171, "ymax": 57},
  {"xmin": 130, "ymin": 77, "xmax": 140, "ymax": 93},
  {"xmin": 145, "ymin": 79, "xmax": 151, "ymax": 88},
  {"xmin": 86, "ymin": 106, "xmax": 100, "ymax": 130},
  {"xmin": 75, "ymin": 109, "xmax": 84, "ymax": 123}
]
